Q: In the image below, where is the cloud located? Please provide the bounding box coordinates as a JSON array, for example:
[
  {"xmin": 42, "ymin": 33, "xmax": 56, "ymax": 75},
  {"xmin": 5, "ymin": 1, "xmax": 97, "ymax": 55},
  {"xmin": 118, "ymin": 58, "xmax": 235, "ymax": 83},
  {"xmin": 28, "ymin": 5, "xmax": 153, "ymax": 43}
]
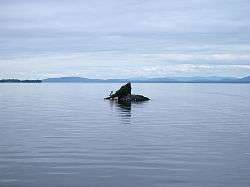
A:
[
  {"xmin": 0, "ymin": 0, "xmax": 250, "ymax": 78},
  {"xmin": 140, "ymin": 64, "xmax": 250, "ymax": 77},
  {"xmin": 1, "ymin": 52, "xmax": 250, "ymax": 79},
  {"xmin": 140, "ymin": 53, "xmax": 250, "ymax": 62}
]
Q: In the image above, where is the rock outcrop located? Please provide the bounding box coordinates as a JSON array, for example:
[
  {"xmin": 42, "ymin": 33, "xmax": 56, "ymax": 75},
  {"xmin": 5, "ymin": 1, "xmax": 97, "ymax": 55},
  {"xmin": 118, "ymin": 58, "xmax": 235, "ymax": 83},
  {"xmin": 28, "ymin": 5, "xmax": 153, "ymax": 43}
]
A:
[
  {"xmin": 118, "ymin": 94, "xmax": 150, "ymax": 102},
  {"xmin": 105, "ymin": 82, "xmax": 150, "ymax": 102}
]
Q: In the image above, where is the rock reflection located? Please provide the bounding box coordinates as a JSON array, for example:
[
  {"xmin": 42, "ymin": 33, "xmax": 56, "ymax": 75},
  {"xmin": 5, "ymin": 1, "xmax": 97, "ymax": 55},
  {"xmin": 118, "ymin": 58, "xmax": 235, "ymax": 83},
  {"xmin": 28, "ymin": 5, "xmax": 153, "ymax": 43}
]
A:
[
  {"xmin": 108, "ymin": 100, "xmax": 131, "ymax": 124},
  {"xmin": 117, "ymin": 101, "xmax": 131, "ymax": 111},
  {"xmin": 108, "ymin": 99, "xmax": 149, "ymax": 125}
]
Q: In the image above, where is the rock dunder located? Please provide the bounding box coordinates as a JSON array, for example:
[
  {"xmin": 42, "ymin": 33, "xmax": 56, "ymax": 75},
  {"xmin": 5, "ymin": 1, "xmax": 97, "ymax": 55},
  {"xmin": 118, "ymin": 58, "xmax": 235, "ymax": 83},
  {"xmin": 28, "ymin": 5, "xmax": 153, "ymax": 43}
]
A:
[{"xmin": 105, "ymin": 83, "xmax": 150, "ymax": 102}]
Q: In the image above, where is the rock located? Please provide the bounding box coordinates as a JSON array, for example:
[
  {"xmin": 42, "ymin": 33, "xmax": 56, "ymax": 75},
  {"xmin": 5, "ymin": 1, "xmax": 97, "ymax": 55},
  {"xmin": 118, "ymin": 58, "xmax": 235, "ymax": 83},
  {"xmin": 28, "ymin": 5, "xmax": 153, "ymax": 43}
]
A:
[
  {"xmin": 105, "ymin": 82, "xmax": 150, "ymax": 102},
  {"xmin": 118, "ymin": 94, "xmax": 150, "ymax": 102},
  {"xmin": 105, "ymin": 82, "xmax": 131, "ymax": 100}
]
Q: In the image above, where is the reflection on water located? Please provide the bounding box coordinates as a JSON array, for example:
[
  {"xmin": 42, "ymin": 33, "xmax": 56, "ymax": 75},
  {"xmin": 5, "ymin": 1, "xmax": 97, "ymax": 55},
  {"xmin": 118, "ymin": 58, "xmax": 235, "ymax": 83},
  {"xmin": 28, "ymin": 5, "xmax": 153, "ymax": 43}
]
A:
[
  {"xmin": 117, "ymin": 101, "xmax": 132, "ymax": 111},
  {"xmin": 108, "ymin": 100, "xmax": 131, "ymax": 124}
]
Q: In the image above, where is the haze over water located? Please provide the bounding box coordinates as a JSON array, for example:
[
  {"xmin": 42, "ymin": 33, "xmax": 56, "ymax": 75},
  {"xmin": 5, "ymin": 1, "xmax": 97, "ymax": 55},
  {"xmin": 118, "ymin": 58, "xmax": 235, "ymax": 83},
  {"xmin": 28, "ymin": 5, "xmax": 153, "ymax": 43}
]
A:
[{"xmin": 0, "ymin": 83, "xmax": 250, "ymax": 187}]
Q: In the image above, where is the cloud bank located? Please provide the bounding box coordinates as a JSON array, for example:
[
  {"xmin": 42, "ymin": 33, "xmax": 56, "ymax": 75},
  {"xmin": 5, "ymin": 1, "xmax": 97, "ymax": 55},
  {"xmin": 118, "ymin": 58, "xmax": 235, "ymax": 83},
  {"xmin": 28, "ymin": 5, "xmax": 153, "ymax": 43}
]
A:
[{"xmin": 0, "ymin": 0, "xmax": 250, "ymax": 78}]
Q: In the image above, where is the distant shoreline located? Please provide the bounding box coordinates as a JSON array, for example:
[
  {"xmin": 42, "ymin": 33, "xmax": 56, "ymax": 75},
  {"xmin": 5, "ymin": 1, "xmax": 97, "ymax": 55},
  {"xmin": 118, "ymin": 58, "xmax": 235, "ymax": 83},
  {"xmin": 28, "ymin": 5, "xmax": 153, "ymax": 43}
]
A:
[
  {"xmin": 1, "ymin": 76, "xmax": 250, "ymax": 83},
  {"xmin": 0, "ymin": 79, "xmax": 42, "ymax": 83}
]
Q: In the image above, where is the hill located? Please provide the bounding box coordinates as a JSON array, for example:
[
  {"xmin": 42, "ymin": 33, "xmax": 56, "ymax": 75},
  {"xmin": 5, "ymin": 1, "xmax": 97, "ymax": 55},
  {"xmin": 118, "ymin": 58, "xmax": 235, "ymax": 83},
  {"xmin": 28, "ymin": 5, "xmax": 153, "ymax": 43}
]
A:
[{"xmin": 41, "ymin": 76, "xmax": 250, "ymax": 83}]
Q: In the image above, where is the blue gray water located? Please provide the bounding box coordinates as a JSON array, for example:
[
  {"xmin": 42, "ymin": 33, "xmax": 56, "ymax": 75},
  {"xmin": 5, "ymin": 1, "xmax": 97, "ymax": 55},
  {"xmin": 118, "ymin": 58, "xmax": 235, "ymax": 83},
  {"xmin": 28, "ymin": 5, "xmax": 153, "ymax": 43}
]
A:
[{"xmin": 0, "ymin": 83, "xmax": 250, "ymax": 187}]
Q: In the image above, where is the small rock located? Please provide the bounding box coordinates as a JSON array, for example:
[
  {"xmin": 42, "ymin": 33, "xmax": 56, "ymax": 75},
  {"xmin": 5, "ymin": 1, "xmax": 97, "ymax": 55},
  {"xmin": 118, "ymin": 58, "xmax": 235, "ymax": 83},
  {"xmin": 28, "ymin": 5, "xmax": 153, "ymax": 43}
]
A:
[{"xmin": 105, "ymin": 82, "xmax": 150, "ymax": 102}]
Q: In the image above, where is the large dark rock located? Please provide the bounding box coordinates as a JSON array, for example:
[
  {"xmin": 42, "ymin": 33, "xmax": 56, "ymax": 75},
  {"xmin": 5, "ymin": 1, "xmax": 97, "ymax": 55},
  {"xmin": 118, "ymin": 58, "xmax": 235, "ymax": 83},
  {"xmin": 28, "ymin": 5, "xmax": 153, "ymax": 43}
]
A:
[
  {"xmin": 105, "ymin": 82, "xmax": 150, "ymax": 102},
  {"xmin": 105, "ymin": 82, "xmax": 131, "ymax": 100}
]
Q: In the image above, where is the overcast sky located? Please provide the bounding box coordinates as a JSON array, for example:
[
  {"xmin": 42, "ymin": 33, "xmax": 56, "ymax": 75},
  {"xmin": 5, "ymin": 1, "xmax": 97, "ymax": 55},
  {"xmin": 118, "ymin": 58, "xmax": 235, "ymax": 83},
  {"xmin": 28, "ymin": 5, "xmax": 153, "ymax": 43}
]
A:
[{"xmin": 1, "ymin": 0, "xmax": 250, "ymax": 79}]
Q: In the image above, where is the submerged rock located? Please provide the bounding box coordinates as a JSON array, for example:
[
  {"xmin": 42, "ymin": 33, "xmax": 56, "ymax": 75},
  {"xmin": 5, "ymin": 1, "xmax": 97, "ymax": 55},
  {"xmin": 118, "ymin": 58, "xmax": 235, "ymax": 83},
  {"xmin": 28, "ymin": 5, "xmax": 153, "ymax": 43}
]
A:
[{"xmin": 105, "ymin": 82, "xmax": 150, "ymax": 102}]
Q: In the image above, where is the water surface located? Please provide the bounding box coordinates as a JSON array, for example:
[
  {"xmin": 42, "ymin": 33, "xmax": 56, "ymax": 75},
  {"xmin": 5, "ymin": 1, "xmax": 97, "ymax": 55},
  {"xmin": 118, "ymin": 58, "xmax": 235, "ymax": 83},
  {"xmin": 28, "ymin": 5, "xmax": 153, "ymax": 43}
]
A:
[{"xmin": 0, "ymin": 83, "xmax": 250, "ymax": 187}]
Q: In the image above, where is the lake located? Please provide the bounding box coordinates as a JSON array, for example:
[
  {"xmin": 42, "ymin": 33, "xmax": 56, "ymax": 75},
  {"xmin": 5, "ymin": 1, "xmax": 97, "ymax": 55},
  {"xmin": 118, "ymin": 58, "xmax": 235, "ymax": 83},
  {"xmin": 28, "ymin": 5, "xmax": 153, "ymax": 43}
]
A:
[{"xmin": 0, "ymin": 83, "xmax": 250, "ymax": 187}]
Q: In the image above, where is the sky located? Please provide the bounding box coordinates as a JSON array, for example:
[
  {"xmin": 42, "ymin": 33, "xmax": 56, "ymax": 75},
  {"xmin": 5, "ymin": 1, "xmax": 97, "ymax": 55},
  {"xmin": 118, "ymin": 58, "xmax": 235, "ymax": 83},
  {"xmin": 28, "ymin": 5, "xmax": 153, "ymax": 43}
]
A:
[{"xmin": 1, "ymin": 0, "xmax": 250, "ymax": 79}]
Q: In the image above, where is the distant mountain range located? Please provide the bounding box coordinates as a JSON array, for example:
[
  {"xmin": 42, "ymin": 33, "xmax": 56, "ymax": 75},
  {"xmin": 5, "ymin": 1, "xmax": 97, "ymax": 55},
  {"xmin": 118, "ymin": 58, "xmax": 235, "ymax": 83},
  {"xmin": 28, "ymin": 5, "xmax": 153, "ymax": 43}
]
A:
[
  {"xmin": 42, "ymin": 76, "xmax": 250, "ymax": 83},
  {"xmin": 1, "ymin": 76, "xmax": 250, "ymax": 83}
]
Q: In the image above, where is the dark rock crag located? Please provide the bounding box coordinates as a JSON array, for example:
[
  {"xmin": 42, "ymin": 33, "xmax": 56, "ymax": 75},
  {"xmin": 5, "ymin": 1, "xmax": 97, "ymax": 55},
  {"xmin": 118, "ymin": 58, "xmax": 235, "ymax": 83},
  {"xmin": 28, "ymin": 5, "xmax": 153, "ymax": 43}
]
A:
[{"xmin": 105, "ymin": 82, "xmax": 150, "ymax": 102}]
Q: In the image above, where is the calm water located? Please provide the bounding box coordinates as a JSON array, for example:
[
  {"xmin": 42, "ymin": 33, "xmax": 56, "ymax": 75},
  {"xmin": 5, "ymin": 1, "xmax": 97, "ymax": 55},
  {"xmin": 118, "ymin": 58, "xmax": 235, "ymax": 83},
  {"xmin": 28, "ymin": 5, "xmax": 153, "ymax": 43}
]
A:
[{"xmin": 0, "ymin": 83, "xmax": 250, "ymax": 187}]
